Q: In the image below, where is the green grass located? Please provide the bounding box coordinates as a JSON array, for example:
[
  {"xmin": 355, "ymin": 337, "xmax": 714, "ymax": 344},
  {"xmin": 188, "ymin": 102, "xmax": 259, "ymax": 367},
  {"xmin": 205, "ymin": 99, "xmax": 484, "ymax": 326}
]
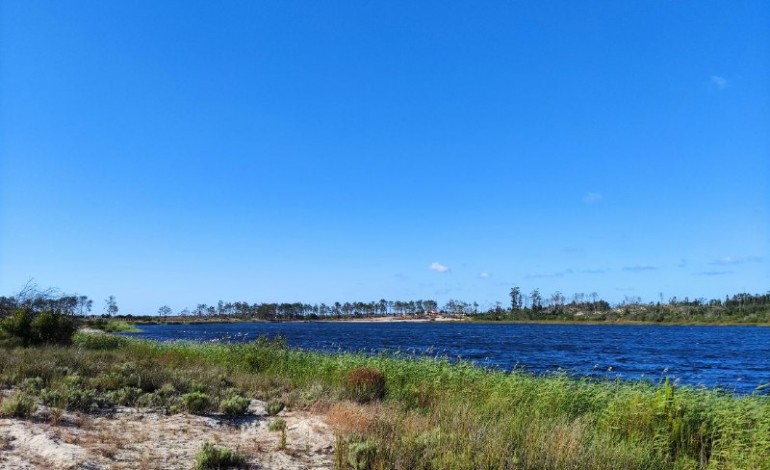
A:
[
  {"xmin": 83, "ymin": 318, "xmax": 140, "ymax": 333},
  {"xmin": 0, "ymin": 336, "xmax": 768, "ymax": 469},
  {"xmin": 193, "ymin": 442, "xmax": 246, "ymax": 469}
]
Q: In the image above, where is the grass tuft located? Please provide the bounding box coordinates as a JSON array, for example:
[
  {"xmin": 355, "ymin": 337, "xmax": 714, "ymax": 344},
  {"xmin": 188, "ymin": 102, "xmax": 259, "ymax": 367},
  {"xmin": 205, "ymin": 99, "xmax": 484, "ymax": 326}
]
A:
[
  {"xmin": 193, "ymin": 442, "xmax": 246, "ymax": 469},
  {"xmin": 0, "ymin": 392, "xmax": 36, "ymax": 418}
]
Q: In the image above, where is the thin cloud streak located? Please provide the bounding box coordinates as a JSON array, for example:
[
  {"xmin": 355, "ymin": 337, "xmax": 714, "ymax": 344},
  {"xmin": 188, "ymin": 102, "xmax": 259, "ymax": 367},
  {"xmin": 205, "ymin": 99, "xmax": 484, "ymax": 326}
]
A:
[
  {"xmin": 711, "ymin": 256, "xmax": 763, "ymax": 266},
  {"xmin": 622, "ymin": 265, "xmax": 658, "ymax": 272}
]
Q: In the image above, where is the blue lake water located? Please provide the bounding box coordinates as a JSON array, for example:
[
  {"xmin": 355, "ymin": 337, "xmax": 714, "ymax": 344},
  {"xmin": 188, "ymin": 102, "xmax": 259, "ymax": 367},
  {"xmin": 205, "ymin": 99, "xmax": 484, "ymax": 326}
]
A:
[{"xmin": 126, "ymin": 321, "xmax": 770, "ymax": 394}]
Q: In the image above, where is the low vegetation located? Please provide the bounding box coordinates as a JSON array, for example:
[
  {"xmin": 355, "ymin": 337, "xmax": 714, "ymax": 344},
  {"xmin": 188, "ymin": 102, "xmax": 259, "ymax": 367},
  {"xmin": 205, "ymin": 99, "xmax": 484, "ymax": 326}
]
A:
[
  {"xmin": 84, "ymin": 318, "xmax": 139, "ymax": 333},
  {"xmin": 193, "ymin": 442, "xmax": 246, "ymax": 469},
  {"xmin": 0, "ymin": 334, "xmax": 768, "ymax": 469}
]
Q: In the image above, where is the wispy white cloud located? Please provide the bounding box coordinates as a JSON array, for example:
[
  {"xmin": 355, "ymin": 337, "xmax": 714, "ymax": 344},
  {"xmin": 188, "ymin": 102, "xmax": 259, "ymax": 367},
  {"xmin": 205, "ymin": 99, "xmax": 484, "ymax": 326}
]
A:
[
  {"xmin": 695, "ymin": 270, "xmax": 733, "ymax": 276},
  {"xmin": 622, "ymin": 265, "xmax": 658, "ymax": 272},
  {"xmin": 429, "ymin": 261, "xmax": 449, "ymax": 273},
  {"xmin": 583, "ymin": 192, "xmax": 602, "ymax": 204},
  {"xmin": 579, "ymin": 268, "xmax": 607, "ymax": 274},
  {"xmin": 479, "ymin": 272, "xmax": 491, "ymax": 279},
  {"xmin": 711, "ymin": 256, "xmax": 763, "ymax": 266},
  {"xmin": 711, "ymin": 75, "xmax": 729, "ymax": 90},
  {"xmin": 526, "ymin": 268, "xmax": 574, "ymax": 279}
]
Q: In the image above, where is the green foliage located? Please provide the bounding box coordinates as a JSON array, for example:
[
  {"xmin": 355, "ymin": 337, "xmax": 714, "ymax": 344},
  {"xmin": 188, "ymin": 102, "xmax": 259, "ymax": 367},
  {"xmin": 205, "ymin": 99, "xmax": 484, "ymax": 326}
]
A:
[
  {"xmin": 84, "ymin": 318, "xmax": 138, "ymax": 333},
  {"xmin": 40, "ymin": 375, "xmax": 103, "ymax": 412},
  {"xmin": 193, "ymin": 442, "xmax": 246, "ymax": 469},
  {"xmin": 1, "ymin": 336, "xmax": 769, "ymax": 468},
  {"xmin": 0, "ymin": 392, "xmax": 36, "ymax": 418},
  {"xmin": 181, "ymin": 392, "xmax": 213, "ymax": 414},
  {"xmin": 0, "ymin": 308, "xmax": 33, "ymax": 345},
  {"xmin": 348, "ymin": 439, "xmax": 378, "ymax": 470},
  {"xmin": 266, "ymin": 399, "xmax": 285, "ymax": 416},
  {"xmin": 343, "ymin": 367, "xmax": 387, "ymax": 403},
  {"xmin": 0, "ymin": 308, "xmax": 75, "ymax": 346},
  {"xmin": 72, "ymin": 332, "xmax": 128, "ymax": 350},
  {"xmin": 105, "ymin": 386, "xmax": 144, "ymax": 406},
  {"xmin": 32, "ymin": 311, "xmax": 76, "ymax": 345},
  {"xmin": 219, "ymin": 395, "xmax": 250, "ymax": 417}
]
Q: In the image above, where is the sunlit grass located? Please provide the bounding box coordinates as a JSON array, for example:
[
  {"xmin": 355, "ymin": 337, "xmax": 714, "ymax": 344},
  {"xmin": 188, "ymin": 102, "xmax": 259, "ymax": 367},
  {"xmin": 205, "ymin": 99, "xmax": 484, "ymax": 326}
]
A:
[{"xmin": 1, "ymin": 335, "xmax": 768, "ymax": 469}]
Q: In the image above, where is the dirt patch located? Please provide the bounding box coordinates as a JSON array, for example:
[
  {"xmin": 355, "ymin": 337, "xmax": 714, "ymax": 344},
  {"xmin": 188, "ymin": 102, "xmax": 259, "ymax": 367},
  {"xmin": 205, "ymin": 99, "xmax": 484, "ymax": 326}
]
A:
[{"xmin": 0, "ymin": 400, "xmax": 335, "ymax": 469}]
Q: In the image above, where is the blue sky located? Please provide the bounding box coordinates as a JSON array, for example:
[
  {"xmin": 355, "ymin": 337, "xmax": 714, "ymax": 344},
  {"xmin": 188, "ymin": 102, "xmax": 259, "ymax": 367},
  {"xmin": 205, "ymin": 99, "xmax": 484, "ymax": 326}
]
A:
[{"xmin": 1, "ymin": 1, "xmax": 768, "ymax": 314}]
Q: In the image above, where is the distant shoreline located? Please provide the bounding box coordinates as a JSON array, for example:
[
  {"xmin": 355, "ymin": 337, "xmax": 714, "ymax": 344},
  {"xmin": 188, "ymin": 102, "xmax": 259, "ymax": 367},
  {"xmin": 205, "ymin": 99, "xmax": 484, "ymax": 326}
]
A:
[{"xmin": 124, "ymin": 315, "xmax": 770, "ymax": 327}]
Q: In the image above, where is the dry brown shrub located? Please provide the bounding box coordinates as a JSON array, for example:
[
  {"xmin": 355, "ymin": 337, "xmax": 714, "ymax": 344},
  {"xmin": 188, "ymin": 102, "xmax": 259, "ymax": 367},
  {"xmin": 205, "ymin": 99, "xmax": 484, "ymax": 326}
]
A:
[
  {"xmin": 343, "ymin": 367, "xmax": 386, "ymax": 403},
  {"xmin": 326, "ymin": 402, "xmax": 378, "ymax": 435}
]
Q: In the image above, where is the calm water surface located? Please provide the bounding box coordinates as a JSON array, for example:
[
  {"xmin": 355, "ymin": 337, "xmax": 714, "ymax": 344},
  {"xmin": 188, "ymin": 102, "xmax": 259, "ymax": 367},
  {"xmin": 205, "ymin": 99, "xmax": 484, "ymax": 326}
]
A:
[{"xmin": 127, "ymin": 322, "xmax": 770, "ymax": 394}]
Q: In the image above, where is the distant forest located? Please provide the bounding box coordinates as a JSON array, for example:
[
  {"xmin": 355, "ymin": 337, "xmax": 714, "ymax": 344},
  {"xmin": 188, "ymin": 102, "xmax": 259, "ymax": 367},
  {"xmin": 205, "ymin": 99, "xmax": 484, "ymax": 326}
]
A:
[{"xmin": 1, "ymin": 283, "xmax": 769, "ymax": 324}]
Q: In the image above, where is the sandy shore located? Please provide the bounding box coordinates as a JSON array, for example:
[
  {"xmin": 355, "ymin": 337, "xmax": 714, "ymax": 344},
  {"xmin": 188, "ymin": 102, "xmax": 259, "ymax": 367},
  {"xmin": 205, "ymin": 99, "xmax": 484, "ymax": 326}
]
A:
[
  {"xmin": 0, "ymin": 398, "xmax": 336, "ymax": 469},
  {"xmin": 321, "ymin": 315, "xmax": 469, "ymax": 323}
]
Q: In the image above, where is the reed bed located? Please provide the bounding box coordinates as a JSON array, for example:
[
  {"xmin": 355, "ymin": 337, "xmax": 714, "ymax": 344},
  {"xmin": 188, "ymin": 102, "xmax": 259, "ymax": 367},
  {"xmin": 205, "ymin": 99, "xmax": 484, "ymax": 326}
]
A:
[{"xmin": 0, "ymin": 333, "xmax": 768, "ymax": 469}]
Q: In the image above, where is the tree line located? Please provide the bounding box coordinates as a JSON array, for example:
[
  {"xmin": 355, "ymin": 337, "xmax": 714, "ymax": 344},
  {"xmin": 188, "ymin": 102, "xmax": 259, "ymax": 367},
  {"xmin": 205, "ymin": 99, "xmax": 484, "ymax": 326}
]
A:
[{"xmin": 1, "ymin": 282, "xmax": 769, "ymax": 324}]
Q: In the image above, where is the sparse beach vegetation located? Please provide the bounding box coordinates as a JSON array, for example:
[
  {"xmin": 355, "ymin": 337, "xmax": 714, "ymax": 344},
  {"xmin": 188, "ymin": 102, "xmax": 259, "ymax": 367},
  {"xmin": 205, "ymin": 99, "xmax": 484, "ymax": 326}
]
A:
[{"xmin": 0, "ymin": 333, "xmax": 768, "ymax": 468}]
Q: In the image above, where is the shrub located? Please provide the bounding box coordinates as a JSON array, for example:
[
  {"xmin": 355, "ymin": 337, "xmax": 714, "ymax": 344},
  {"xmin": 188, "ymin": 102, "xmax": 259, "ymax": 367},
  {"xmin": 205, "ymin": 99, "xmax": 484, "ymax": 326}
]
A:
[
  {"xmin": 194, "ymin": 442, "xmax": 246, "ymax": 469},
  {"xmin": 0, "ymin": 308, "xmax": 75, "ymax": 346},
  {"xmin": 73, "ymin": 332, "xmax": 128, "ymax": 350},
  {"xmin": 219, "ymin": 395, "xmax": 250, "ymax": 417},
  {"xmin": 40, "ymin": 385, "xmax": 102, "ymax": 412},
  {"xmin": 265, "ymin": 399, "xmax": 284, "ymax": 416},
  {"xmin": 0, "ymin": 393, "xmax": 36, "ymax": 418},
  {"xmin": 0, "ymin": 309, "xmax": 33, "ymax": 346},
  {"xmin": 343, "ymin": 367, "xmax": 387, "ymax": 403},
  {"xmin": 348, "ymin": 439, "xmax": 378, "ymax": 470},
  {"xmin": 106, "ymin": 386, "xmax": 144, "ymax": 406},
  {"xmin": 181, "ymin": 392, "xmax": 212, "ymax": 414},
  {"xmin": 31, "ymin": 311, "xmax": 76, "ymax": 345}
]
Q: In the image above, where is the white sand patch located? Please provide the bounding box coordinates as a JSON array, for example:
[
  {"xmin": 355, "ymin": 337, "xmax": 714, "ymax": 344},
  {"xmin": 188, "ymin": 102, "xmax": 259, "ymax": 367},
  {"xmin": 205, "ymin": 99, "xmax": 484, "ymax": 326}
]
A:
[{"xmin": 0, "ymin": 400, "xmax": 335, "ymax": 469}]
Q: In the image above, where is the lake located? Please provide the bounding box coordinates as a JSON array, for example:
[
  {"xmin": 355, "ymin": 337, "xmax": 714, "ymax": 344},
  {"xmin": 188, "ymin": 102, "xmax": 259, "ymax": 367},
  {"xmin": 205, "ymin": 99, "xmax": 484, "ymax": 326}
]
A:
[{"xmin": 126, "ymin": 321, "xmax": 770, "ymax": 394}]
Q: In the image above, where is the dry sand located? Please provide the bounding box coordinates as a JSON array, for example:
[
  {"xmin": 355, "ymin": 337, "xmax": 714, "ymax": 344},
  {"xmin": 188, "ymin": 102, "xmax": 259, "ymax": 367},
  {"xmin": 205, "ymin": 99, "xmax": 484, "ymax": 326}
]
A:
[{"xmin": 0, "ymin": 399, "xmax": 336, "ymax": 469}]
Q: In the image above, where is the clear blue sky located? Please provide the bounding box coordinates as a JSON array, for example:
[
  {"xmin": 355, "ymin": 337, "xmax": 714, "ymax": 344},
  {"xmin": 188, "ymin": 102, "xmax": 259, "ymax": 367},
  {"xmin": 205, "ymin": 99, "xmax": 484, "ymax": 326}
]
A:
[{"xmin": 2, "ymin": 1, "xmax": 768, "ymax": 314}]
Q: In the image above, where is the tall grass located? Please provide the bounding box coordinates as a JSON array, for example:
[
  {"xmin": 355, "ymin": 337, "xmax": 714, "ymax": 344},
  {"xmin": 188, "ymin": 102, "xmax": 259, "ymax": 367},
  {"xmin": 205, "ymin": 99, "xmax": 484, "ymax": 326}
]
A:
[{"xmin": 0, "ymin": 335, "xmax": 768, "ymax": 469}]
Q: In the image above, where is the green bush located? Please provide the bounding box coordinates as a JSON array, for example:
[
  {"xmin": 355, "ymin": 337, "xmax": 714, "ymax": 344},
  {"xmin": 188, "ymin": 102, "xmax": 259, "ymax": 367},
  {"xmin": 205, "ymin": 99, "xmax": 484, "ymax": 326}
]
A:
[
  {"xmin": 0, "ymin": 309, "xmax": 33, "ymax": 346},
  {"xmin": 219, "ymin": 395, "xmax": 250, "ymax": 417},
  {"xmin": 106, "ymin": 386, "xmax": 144, "ymax": 406},
  {"xmin": 0, "ymin": 308, "xmax": 75, "ymax": 346},
  {"xmin": 73, "ymin": 332, "xmax": 128, "ymax": 350},
  {"xmin": 194, "ymin": 442, "xmax": 246, "ymax": 469},
  {"xmin": 181, "ymin": 392, "xmax": 212, "ymax": 414},
  {"xmin": 343, "ymin": 367, "xmax": 387, "ymax": 403},
  {"xmin": 32, "ymin": 311, "xmax": 76, "ymax": 345},
  {"xmin": 265, "ymin": 399, "xmax": 284, "ymax": 416},
  {"xmin": 348, "ymin": 439, "xmax": 379, "ymax": 470}
]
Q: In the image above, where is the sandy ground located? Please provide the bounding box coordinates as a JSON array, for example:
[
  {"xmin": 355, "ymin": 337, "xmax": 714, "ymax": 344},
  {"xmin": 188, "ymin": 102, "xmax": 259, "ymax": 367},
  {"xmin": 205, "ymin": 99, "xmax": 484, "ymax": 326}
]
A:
[{"xmin": 0, "ymin": 399, "xmax": 336, "ymax": 470}]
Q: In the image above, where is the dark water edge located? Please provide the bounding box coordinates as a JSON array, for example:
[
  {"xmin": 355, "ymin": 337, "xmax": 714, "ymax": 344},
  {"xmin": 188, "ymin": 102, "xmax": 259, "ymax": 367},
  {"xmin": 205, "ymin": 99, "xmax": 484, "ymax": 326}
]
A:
[{"xmin": 125, "ymin": 321, "xmax": 770, "ymax": 395}]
